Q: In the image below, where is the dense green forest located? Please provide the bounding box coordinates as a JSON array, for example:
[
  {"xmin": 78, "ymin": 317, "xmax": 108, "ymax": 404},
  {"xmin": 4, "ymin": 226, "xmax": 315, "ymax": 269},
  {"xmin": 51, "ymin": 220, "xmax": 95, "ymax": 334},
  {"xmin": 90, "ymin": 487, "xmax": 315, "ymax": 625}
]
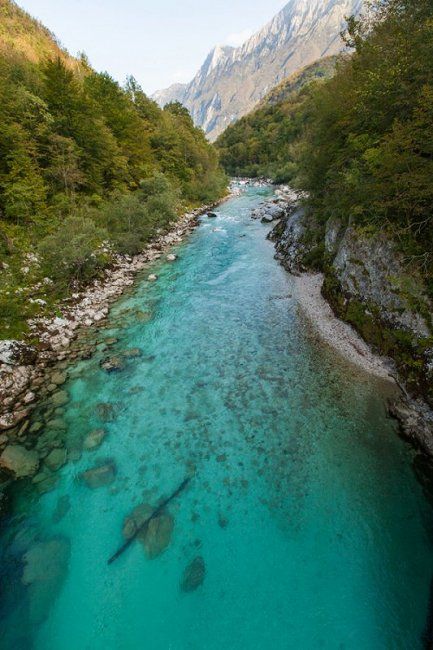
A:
[
  {"xmin": 217, "ymin": 0, "xmax": 433, "ymax": 288},
  {"xmin": 215, "ymin": 58, "xmax": 336, "ymax": 182},
  {"xmin": 0, "ymin": 0, "xmax": 226, "ymax": 339}
]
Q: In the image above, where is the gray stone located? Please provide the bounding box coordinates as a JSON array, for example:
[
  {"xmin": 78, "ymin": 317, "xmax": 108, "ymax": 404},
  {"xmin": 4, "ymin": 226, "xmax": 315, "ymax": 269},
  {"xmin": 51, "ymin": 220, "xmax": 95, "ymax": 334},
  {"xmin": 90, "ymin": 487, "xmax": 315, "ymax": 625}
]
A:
[
  {"xmin": 44, "ymin": 448, "xmax": 67, "ymax": 472},
  {"xmin": 180, "ymin": 556, "xmax": 206, "ymax": 592},
  {"xmin": 79, "ymin": 461, "xmax": 116, "ymax": 488},
  {"xmin": 0, "ymin": 341, "xmax": 37, "ymax": 366},
  {"xmin": 83, "ymin": 429, "xmax": 106, "ymax": 450},
  {"xmin": 0, "ymin": 445, "xmax": 39, "ymax": 478}
]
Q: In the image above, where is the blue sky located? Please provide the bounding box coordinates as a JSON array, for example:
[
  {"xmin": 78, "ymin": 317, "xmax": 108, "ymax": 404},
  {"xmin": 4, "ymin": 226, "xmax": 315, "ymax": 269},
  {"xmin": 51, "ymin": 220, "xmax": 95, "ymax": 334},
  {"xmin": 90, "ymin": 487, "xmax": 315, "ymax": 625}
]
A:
[{"xmin": 17, "ymin": 0, "xmax": 287, "ymax": 94}]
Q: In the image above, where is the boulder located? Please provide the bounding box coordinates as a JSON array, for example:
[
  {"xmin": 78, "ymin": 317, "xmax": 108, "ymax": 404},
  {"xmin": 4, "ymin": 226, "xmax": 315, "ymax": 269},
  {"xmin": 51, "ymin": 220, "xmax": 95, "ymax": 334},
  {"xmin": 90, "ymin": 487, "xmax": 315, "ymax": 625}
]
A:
[
  {"xmin": 100, "ymin": 356, "xmax": 125, "ymax": 373},
  {"xmin": 0, "ymin": 409, "xmax": 29, "ymax": 431},
  {"xmin": 167, "ymin": 254, "xmax": 177, "ymax": 262},
  {"xmin": 123, "ymin": 503, "xmax": 153, "ymax": 539},
  {"xmin": 44, "ymin": 448, "xmax": 67, "ymax": 472},
  {"xmin": 142, "ymin": 514, "xmax": 174, "ymax": 559},
  {"xmin": 0, "ymin": 340, "xmax": 37, "ymax": 366},
  {"xmin": 79, "ymin": 461, "xmax": 116, "ymax": 488},
  {"xmin": 0, "ymin": 445, "xmax": 39, "ymax": 478},
  {"xmin": 50, "ymin": 390, "xmax": 69, "ymax": 407},
  {"xmin": 83, "ymin": 428, "xmax": 106, "ymax": 450},
  {"xmin": 207, "ymin": 212, "xmax": 217, "ymax": 218},
  {"xmin": 51, "ymin": 371, "xmax": 67, "ymax": 386},
  {"xmin": 180, "ymin": 556, "xmax": 205, "ymax": 592},
  {"xmin": 22, "ymin": 537, "xmax": 70, "ymax": 625},
  {"xmin": 148, "ymin": 274, "xmax": 158, "ymax": 282}
]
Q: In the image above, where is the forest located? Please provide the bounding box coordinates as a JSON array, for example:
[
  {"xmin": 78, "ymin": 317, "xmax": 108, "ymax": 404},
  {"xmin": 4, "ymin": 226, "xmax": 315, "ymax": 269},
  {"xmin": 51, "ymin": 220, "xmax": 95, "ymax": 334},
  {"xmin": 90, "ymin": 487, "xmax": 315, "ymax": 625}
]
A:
[
  {"xmin": 0, "ymin": 2, "xmax": 227, "ymax": 338},
  {"xmin": 217, "ymin": 0, "xmax": 433, "ymax": 291}
]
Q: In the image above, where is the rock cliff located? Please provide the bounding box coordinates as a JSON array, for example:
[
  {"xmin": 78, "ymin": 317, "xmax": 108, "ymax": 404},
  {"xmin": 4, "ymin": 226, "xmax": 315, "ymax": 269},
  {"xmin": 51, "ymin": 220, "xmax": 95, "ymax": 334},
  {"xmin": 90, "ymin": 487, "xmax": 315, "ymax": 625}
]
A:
[{"xmin": 153, "ymin": 0, "xmax": 362, "ymax": 140}]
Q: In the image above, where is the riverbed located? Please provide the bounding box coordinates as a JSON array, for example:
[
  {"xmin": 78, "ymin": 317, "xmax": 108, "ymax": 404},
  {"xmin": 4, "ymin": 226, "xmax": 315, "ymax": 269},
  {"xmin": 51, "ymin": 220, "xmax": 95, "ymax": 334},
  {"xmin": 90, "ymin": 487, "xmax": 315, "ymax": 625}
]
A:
[{"xmin": 1, "ymin": 186, "xmax": 432, "ymax": 649}]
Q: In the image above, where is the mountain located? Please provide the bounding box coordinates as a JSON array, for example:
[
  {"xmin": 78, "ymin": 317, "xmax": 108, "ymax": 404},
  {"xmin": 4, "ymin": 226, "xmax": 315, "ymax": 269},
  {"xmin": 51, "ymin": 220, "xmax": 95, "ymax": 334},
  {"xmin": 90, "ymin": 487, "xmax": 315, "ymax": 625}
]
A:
[
  {"xmin": 215, "ymin": 57, "xmax": 337, "ymax": 181},
  {"xmin": 153, "ymin": 0, "xmax": 362, "ymax": 141},
  {"xmin": 0, "ymin": 0, "xmax": 78, "ymax": 68}
]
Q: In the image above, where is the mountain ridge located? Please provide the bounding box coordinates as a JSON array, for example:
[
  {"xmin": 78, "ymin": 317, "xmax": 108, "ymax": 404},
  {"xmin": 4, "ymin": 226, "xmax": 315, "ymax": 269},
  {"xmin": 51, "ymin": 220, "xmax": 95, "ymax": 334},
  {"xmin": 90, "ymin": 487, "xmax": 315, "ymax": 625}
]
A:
[{"xmin": 153, "ymin": 0, "xmax": 362, "ymax": 140}]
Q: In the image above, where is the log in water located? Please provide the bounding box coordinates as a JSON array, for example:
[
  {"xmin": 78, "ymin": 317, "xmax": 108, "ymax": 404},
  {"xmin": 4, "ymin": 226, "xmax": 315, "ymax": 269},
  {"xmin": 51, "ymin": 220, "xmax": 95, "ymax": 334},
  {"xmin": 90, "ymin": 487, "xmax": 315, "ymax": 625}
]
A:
[
  {"xmin": 0, "ymin": 186, "xmax": 432, "ymax": 649},
  {"xmin": 108, "ymin": 477, "xmax": 191, "ymax": 564}
]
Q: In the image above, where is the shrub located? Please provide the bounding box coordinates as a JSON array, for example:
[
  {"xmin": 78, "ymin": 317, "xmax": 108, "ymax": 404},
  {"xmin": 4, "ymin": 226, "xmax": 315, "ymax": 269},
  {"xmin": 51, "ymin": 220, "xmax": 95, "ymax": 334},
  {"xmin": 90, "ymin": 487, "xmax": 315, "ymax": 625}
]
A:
[{"xmin": 39, "ymin": 214, "xmax": 108, "ymax": 286}]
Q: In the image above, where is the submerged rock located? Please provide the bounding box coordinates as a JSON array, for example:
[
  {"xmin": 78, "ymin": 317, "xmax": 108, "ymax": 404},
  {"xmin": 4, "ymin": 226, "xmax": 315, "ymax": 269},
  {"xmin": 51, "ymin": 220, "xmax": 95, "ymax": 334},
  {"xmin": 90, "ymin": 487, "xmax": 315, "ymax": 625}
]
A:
[
  {"xmin": 44, "ymin": 448, "xmax": 67, "ymax": 472},
  {"xmin": 143, "ymin": 514, "xmax": 174, "ymax": 559},
  {"xmin": 180, "ymin": 556, "xmax": 205, "ymax": 592},
  {"xmin": 79, "ymin": 461, "xmax": 116, "ymax": 488},
  {"xmin": 122, "ymin": 504, "xmax": 174, "ymax": 559},
  {"xmin": 50, "ymin": 390, "xmax": 69, "ymax": 407},
  {"xmin": 207, "ymin": 212, "xmax": 217, "ymax": 218},
  {"xmin": 52, "ymin": 495, "xmax": 71, "ymax": 523},
  {"xmin": 148, "ymin": 274, "xmax": 158, "ymax": 282},
  {"xmin": 0, "ymin": 445, "xmax": 39, "ymax": 478},
  {"xmin": 96, "ymin": 402, "xmax": 117, "ymax": 422},
  {"xmin": 50, "ymin": 371, "xmax": 67, "ymax": 386},
  {"xmin": 121, "ymin": 348, "xmax": 142, "ymax": 358},
  {"xmin": 123, "ymin": 503, "xmax": 153, "ymax": 539},
  {"xmin": 100, "ymin": 356, "xmax": 125, "ymax": 373},
  {"xmin": 83, "ymin": 428, "xmax": 106, "ymax": 450},
  {"xmin": 22, "ymin": 537, "xmax": 70, "ymax": 624}
]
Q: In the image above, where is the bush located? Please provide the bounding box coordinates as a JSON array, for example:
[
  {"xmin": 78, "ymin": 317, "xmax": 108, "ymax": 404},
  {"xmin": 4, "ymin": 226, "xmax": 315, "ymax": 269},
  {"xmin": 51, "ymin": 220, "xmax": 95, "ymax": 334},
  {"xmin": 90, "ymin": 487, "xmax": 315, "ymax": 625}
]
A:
[
  {"xmin": 39, "ymin": 215, "xmax": 109, "ymax": 286},
  {"xmin": 100, "ymin": 173, "xmax": 179, "ymax": 255}
]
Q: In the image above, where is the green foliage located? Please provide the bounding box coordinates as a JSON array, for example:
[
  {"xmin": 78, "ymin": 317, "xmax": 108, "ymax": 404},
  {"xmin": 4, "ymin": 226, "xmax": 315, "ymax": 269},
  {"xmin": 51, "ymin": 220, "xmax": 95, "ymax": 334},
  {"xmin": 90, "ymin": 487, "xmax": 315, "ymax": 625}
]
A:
[
  {"xmin": 38, "ymin": 215, "xmax": 108, "ymax": 286},
  {"xmin": 298, "ymin": 0, "xmax": 433, "ymax": 262},
  {"xmin": 215, "ymin": 58, "xmax": 336, "ymax": 182},
  {"xmin": 0, "ymin": 14, "xmax": 226, "ymax": 338},
  {"xmin": 98, "ymin": 174, "xmax": 178, "ymax": 255}
]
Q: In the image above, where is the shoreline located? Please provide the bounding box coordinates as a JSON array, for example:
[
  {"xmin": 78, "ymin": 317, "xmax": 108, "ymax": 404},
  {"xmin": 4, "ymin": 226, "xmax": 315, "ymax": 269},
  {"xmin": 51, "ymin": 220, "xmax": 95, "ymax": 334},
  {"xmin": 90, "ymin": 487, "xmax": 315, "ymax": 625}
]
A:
[
  {"xmin": 0, "ymin": 196, "xmax": 229, "ymax": 436},
  {"xmin": 293, "ymin": 272, "xmax": 395, "ymax": 382}
]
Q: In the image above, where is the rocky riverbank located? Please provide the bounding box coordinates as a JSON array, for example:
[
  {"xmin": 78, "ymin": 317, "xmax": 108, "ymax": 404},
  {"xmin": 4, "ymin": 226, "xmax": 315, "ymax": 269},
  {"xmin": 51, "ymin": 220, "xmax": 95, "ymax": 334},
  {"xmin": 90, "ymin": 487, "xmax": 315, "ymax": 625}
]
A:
[
  {"xmin": 0, "ymin": 199, "xmax": 227, "ymax": 494},
  {"xmin": 256, "ymin": 185, "xmax": 433, "ymax": 501}
]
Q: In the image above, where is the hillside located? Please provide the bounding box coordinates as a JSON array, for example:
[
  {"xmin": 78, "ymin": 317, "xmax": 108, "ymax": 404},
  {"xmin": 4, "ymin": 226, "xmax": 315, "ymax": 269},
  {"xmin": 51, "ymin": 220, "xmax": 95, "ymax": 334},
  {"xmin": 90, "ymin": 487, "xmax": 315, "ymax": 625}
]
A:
[
  {"xmin": 0, "ymin": 0, "xmax": 77, "ymax": 67},
  {"xmin": 244, "ymin": 0, "xmax": 433, "ymax": 409},
  {"xmin": 215, "ymin": 57, "xmax": 336, "ymax": 181},
  {"xmin": 0, "ymin": 0, "xmax": 226, "ymax": 340},
  {"xmin": 153, "ymin": 0, "xmax": 362, "ymax": 140}
]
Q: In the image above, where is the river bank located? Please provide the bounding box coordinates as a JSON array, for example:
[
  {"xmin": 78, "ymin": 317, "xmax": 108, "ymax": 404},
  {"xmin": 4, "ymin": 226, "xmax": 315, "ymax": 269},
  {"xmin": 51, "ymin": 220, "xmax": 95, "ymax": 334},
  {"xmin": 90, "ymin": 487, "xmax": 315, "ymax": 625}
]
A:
[
  {"xmin": 1, "ymin": 184, "xmax": 431, "ymax": 649},
  {"xmin": 0, "ymin": 194, "xmax": 230, "ymax": 488},
  {"xmin": 256, "ymin": 184, "xmax": 433, "ymax": 500}
]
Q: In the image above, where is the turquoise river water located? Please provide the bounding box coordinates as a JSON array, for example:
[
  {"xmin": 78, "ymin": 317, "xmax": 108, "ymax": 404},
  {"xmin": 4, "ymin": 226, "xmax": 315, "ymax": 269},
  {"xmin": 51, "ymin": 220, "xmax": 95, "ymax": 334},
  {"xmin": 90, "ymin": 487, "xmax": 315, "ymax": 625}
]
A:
[{"xmin": 1, "ymin": 186, "xmax": 433, "ymax": 649}]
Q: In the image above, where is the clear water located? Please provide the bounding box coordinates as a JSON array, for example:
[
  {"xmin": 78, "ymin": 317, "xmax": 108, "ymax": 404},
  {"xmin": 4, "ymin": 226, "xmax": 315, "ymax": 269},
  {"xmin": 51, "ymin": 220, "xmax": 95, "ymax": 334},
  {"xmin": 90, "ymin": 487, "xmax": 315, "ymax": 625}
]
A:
[{"xmin": 1, "ymin": 187, "xmax": 433, "ymax": 649}]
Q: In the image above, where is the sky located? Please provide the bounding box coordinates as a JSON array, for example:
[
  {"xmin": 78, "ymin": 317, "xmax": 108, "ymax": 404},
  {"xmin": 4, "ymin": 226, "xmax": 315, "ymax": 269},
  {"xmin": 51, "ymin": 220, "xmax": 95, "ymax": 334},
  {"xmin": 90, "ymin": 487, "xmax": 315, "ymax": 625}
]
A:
[{"xmin": 17, "ymin": 0, "xmax": 288, "ymax": 95}]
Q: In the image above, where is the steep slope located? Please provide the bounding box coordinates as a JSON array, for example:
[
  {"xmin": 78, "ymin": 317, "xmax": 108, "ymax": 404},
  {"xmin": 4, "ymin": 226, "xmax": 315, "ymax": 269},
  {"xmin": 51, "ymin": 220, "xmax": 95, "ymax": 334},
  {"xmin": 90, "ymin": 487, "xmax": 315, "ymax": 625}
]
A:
[
  {"xmin": 0, "ymin": 0, "xmax": 226, "ymax": 340},
  {"xmin": 153, "ymin": 0, "xmax": 362, "ymax": 140},
  {"xmin": 215, "ymin": 57, "xmax": 336, "ymax": 181},
  {"xmin": 0, "ymin": 0, "xmax": 77, "ymax": 67}
]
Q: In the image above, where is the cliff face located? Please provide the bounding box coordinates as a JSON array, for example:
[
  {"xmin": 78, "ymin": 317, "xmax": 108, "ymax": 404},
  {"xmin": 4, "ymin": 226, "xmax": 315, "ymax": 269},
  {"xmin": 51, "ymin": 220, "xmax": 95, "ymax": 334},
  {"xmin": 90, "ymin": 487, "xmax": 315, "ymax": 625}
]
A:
[
  {"xmin": 272, "ymin": 209, "xmax": 433, "ymax": 403},
  {"xmin": 153, "ymin": 0, "xmax": 362, "ymax": 140},
  {"xmin": 271, "ymin": 204, "xmax": 433, "ymax": 498}
]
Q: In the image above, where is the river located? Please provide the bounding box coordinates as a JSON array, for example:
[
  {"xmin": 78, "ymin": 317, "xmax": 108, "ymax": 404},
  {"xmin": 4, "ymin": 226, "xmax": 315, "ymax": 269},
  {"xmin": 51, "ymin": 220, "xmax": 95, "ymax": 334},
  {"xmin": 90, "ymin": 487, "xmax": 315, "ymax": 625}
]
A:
[{"xmin": 1, "ymin": 186, "xmax": 432, "ymax": 649}]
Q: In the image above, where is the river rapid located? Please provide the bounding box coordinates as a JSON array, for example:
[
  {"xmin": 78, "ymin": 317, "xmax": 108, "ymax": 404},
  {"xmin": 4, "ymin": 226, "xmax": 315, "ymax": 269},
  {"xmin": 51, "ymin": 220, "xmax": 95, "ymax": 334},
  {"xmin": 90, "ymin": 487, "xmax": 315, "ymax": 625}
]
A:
[{"xmin": 1, "ymin": 186, "xmax": 432, "ymax": 649}]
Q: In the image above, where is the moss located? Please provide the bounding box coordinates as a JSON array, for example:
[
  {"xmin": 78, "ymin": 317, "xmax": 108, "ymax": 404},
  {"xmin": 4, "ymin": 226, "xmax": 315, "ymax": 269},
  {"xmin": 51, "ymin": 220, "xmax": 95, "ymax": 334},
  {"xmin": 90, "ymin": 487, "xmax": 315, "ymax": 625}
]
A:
[
  {"xmin": 301, "ymin": 243, "xmax": 325, "ymax": 272},
  {"xmin": 323, "ymin": 270, "xmax": 433, "ymax": 402}
]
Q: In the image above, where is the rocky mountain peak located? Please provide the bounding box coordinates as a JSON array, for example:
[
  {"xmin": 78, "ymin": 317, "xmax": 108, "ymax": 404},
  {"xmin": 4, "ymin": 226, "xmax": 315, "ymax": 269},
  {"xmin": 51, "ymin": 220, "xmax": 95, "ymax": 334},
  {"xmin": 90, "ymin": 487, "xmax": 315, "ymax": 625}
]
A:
[{"xmin": 153, "ymin": 0, "xmax": 362, "ymax": 140}]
